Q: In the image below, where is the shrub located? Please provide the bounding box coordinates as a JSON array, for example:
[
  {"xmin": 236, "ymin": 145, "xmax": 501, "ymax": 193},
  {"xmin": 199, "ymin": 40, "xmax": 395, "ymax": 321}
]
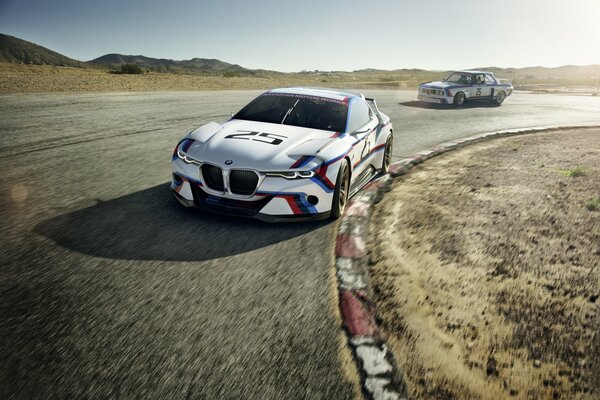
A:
[
  {"xmin": 120, "ymin": 63, "xmax": 144, "ymax": 74},
  {"xmin": 586, "ymin": 198, "xmax": 600, "ymax": 211},
  {"xmin": 558, "ymin": 166, "xmax": 586, "ymax": 177}
]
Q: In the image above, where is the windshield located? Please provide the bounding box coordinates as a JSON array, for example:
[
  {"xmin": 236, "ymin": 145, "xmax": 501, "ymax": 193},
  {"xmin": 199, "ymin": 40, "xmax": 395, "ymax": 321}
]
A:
[
  {"xmin": 444, "ymin": 73, "xmax": 473, "ymax": 84},
  {"xmin": 232, "ymin": 93, "xmax": 348, "ymax": 132}
]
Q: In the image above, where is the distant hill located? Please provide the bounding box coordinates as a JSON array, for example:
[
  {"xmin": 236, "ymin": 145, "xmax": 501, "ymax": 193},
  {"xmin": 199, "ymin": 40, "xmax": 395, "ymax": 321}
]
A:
[
  {"xmin": 0, "ymin": 33, "xmax": 84, "ymax": 67},
  {"xmin": 1, "ymin": 32, "xmax": 599, "ymax": 86},
  {"xmin": 90, "ymin": 53, "xmax": 253, "ymax": 74}
]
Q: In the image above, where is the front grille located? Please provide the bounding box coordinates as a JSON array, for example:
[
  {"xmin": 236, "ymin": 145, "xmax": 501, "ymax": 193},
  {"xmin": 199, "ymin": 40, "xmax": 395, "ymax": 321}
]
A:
[
  {"xmin": 422, "ymin": 88, "xmax": 444, "ymax": 96},
  {"xmin": 229, "ymin": 170, "xmax": 259, "ymax": 195},
  {"xmin": 202, "ymin": 164, "xmax": 224, "ymax": 192}
]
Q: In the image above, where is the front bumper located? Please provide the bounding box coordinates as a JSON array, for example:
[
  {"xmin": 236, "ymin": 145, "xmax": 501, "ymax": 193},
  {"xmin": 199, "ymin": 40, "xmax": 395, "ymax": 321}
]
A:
[
  {"xmin": 171, "ymin": 188, "xmax": 329, "ymax": 222},
  {"xmin": 170, "ymin": 148, "xmax": 344, "ymax": 221},
  {"xmin": 170, "ymin": 165, "xmax": 334, "ymax": 221},
  {"xmin": 418, "ymin": 93, "xmax": 451, "ymax": 104}
]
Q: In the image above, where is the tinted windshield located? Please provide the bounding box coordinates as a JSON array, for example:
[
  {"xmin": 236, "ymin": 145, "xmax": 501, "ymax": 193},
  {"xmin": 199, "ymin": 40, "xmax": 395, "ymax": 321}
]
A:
[
  {"xmin": 233, "ymin": 93, "xmax": 348, "ymax": 132},
  {"xmin": 444, "ymin": 73, "xmax": 473, "ymax": 84}
]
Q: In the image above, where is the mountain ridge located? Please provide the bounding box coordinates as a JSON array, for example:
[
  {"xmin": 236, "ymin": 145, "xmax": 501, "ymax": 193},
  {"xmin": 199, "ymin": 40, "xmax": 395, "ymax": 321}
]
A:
[
  {"xmin": 2, "ymin": 32, "xmax": 599, "ymax": 80},
  {"xmin": 0, "ymin": 33, "xmax": 85, "ymax": 67},
  {"xmin": 90, "ymin": 53, "xmax": 252, "ymax": 74}
]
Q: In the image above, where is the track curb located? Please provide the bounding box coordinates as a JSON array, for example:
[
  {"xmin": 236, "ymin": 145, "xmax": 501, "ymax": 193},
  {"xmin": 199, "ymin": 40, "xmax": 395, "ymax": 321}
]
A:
[{"xmin": 334, "ymin": 124, "xmax": 600, "ymax": 400}]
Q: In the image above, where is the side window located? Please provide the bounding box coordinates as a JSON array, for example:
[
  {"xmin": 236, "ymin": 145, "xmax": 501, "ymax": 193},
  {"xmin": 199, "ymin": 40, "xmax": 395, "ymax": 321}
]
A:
[
  {"xmin": 485, "ymin": 74, "xmax": 497, "ymax": 84},
  {"xmin": 475, "ymin": 74, "xmax": 485, "ymax": 84},
  {"xmin": 347, "ymin": 100, "xmax": 372, "ymax": 133}
]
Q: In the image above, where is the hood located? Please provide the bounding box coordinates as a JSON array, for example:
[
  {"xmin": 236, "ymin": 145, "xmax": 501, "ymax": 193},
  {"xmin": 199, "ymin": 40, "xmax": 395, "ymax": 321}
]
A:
[
  {"xmin": 184, "ymin": 119, "xmax": 335, "ymax": 170},
  {"xmin": 420, "ymin": 81, "xmax": 460, "ymax": 89}
]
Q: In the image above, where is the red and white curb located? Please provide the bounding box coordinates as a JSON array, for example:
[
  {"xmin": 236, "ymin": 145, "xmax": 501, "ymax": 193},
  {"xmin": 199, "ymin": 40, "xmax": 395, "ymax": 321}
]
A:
[{"xmin": 334, "ymin": 124, "xmax": 600, "ymax": 400}]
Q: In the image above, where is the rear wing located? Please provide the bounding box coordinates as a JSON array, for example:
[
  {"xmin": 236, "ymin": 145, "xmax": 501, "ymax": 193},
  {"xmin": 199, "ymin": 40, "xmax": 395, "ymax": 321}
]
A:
[
  {"xmin": 365, "ymin": 98, "xmax": 380, "ymax": 111},
  {"xmin": 366, "ymin": 98, "xmax": 384, "ymax": 124}
]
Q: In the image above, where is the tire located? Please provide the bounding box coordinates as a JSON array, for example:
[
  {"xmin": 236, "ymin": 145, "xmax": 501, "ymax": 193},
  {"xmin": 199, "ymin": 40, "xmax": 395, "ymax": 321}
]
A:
[
  {"xmin": 330, "ymin": 159, "xmax": 350, "ymax": 219},
  {"xmin": 453, "ymin": 91, "xmax": 466, "ymax": 106},
  {"xmin": 381, "ymin": 135, "xmax": 393, "ymax": 173},
  {"xmin": 494, "ymin": 91, "xmax": 506, "ymax": 105}
]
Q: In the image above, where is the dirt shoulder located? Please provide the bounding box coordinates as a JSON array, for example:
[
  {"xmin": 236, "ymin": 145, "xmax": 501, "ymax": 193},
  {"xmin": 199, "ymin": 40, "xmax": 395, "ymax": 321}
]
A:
[
  {"xmin": 369, "ymin": 128, "xmax": 599, "ymax": 399},
  {"xmin": 0, "ymin": 63, "xmax": 283, "ymax": 94}
]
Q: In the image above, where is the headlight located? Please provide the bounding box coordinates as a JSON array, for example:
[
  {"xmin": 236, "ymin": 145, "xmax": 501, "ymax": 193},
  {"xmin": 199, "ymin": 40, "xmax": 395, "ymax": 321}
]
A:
[
  {"xmin": 265, "ymin": 170, "xmax": 316, "ymax": 179},
  {"xmin": 176, "ymin": 139, "xmax": 202, "ymax": 165},
  {"xmin": 177, "ymin": 150, "xmax": 202, "ymax": 165}
]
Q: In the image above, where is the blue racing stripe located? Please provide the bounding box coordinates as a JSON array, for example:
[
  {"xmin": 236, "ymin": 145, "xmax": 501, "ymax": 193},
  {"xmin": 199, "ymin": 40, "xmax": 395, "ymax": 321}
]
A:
[
  {"xmin": 310, "ymin": 176, "xmax": 335, "ymax": 193},
  {"xmin": 255, "ymin": 190, "xmax": 318, "ymax": 214}
]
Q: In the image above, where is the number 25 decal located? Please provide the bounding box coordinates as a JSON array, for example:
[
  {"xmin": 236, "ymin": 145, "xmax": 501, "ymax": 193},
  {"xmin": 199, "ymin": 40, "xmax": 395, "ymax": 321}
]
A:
[{"xmin": 225, "ymin": 130, "xmax": 286, "ymax": 145}]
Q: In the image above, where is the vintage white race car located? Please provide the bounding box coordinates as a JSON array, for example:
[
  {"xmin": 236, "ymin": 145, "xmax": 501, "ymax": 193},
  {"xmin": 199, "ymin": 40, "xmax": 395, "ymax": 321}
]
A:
[
  {"xmin": 171, "ymin": 87, "xmax": 394, "ymax": 221},
  {"xmin": 418, "ymin": 70, "xmax": 513, "ymax": 106}
]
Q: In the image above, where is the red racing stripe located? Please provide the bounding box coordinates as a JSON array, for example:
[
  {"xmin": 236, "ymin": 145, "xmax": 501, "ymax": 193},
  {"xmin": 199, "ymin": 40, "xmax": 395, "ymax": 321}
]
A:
[{"xmin": 282, "ymin": 195, "xmax": 302, "ymax": 214}]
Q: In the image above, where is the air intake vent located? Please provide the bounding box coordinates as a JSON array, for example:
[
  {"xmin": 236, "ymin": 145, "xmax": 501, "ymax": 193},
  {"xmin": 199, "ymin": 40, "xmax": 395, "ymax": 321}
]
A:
[{"xmin": 229, "ymin": 170, "xmax": 259, "ymax": 195}]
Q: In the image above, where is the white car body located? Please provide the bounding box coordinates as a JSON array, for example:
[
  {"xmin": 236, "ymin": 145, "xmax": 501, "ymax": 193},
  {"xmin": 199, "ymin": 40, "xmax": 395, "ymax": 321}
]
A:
[
  {"xmin": 418, "ymin": 70, "xmax": 513, "ymax": 105},
  {"xmin": 171, "ymin": 87, "xmax": 394, "ymax": 221}
]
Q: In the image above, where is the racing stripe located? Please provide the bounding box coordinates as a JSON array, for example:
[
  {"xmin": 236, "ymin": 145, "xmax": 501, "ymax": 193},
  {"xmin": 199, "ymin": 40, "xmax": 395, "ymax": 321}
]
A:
[
  {"xmin": 371, "ymin": 143, "xmax": 387, "ymax": 152},
  {"xmin": 323, "ymin": 150, "xmax": 350, "ymax": 167},
  {"xmin": 290, "ymin": 155, "xmax": 315, "ymax": 169},
  {"xmin": 352, "ymin": 143, "xmax": 387, "ymax": 169},
  {"xmin": 172, "ymin": 138, "xmax": 195, "ymax": 160},
  {"xmin": 282, "ymin": 195, "xmax": 302, "ymax": 214},
  {"xmin": 181, "ymin": 138, "xmax": 194, "ymax": 152},
  {"xmin": 255, "ymin": 190, "xmax": 318, "ymax": 214},
  {"xmin": 310, "ymin": 163, "xmax": 336, "ymax": 192}
]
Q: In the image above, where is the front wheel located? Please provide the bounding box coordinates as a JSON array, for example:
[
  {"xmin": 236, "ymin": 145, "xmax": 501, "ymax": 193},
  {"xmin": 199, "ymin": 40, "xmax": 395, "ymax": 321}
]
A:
[
  {"xmin": 330, "ymin": 160, "xmax": 350, "ymax": 219},
  {"xmin": 381, "ymin": 135, "xmax": 393, "ymax": 173},
  {"xmin": 494, "ymin": 91, "xmax": 506, "ymax": 105},
  {"xmin": 453, "ymin": 92, "xmax": 466, "ymax": 106}
]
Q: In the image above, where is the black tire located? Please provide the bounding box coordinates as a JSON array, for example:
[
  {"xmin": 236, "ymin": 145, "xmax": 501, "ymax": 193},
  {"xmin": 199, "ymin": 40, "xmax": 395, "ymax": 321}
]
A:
[
  {"xmin": 330, "ymin": 159, "xmax": 350, "ymax": 219},
  {"xmin": 453, "ymin": 91, "xmax": 466, "ymax": 106},
  {"xmin": 381, "ymin": 135, "xmax": 393, "ymax": 173},
  {"xmin": 494, "ymin": 91, "xmax": 506, "ymax": 105}
]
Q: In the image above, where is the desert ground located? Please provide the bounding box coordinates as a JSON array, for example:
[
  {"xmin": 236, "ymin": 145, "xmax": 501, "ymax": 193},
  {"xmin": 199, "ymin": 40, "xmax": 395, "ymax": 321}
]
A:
[
  {"xmin": 1, "ymin": 63, "xmax": 599, "ymax": 95},
  {"xmin": 0, "ymin": 63, "xmax": 414, "ymax": 94},
  {"xmin": 369, "ymin": 128, "xmax": 599, "ymax": 399}
]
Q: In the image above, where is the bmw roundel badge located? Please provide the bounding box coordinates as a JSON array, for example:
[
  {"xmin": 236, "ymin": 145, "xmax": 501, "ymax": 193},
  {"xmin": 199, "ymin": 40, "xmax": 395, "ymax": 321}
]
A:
[{"xmin": 225, "ymin": 160, "xmax": 233, "ymax": 165}]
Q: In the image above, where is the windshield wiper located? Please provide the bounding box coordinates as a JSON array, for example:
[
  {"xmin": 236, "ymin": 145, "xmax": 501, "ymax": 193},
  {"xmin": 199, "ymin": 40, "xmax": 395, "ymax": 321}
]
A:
[{"xmin": 281, "ymin": 99, "xmax": 300, "ymax": 124}]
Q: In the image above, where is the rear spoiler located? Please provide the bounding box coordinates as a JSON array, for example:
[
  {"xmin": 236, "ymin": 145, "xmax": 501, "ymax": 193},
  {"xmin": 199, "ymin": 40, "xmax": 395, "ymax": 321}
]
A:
[
  {"xmin": 365, "ymin": 97, "xmax": 379, "ymax": 111},
  {"xmin": 366, "ymin": 98, "xmax": 384, "ymax": 124}
]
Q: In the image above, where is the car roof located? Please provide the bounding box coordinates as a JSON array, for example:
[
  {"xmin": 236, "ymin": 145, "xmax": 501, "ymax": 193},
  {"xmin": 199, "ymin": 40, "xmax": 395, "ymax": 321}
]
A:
[
  {"xmin": 268, "ymin": 87, "xmax": 364, "ymax": 101},
  {"xmin": 450, "ymin": 70, "xmax": 494, "ymax": 75}
]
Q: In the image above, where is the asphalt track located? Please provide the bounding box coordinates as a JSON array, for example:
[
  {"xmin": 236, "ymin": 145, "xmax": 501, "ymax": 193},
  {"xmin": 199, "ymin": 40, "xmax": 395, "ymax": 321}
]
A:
[{"xmin": 1, "ymin": 90, "xmax": 599, "ymax": 399}]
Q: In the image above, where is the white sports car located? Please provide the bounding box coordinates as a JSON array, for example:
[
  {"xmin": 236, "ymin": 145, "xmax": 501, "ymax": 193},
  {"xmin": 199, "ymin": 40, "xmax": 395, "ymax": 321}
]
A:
[{"xmin": 171, "ymin": 87, "xmax": 394, "ymax": 221}]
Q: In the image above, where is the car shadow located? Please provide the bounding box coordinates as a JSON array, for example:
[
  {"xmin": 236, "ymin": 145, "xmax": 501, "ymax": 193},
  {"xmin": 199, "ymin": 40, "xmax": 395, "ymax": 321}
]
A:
[
  {"xmin": 399, "ymin": 101, "xmax": 501, "ymax": 110},
  {"xmin": 34, "ymin": 183, "xmax": 330, "ymax": 262}
]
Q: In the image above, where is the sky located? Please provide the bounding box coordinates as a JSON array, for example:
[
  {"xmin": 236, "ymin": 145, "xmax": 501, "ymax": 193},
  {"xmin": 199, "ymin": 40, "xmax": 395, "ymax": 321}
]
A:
[{"xmin": 1, "ymin": 0, "xmax": 599, "ymax": 72}]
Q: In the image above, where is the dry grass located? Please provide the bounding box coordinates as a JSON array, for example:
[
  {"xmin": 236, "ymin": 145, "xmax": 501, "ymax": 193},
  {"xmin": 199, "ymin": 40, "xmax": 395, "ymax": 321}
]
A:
[
  {"xmin": 0, "ymin": 63, "xmax": 422, "ymax": 94},
  {"xmin": 2, "ymin": 62, "xmax": 599, "ymax": 95},
  {"xmin": 2, "ymin": 62, "xmax": 600, "ymax": 95}
]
